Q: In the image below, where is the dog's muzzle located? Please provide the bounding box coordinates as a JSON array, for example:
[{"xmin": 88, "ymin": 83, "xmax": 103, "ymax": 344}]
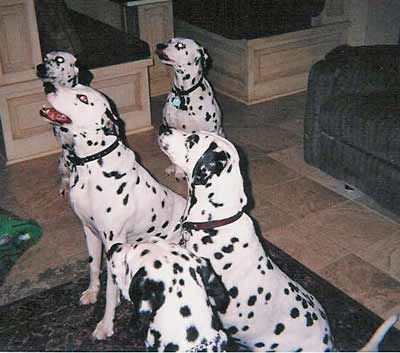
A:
[
  {"xmin": 40, "ymin": 106, "xmax": 72, "ymax": 125},
  {"xmin": 36, "ymin": 63, "xmax": 47, "ymax": 79},
  {"xmin": 155, "ymin": 43, "xmax": 170, "ymax": 61}
]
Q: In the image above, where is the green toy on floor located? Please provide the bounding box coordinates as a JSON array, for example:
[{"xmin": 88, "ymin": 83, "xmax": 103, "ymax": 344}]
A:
[{"xmin": 0, "ymin": 209, "xmax": 42, "ymax": 285}]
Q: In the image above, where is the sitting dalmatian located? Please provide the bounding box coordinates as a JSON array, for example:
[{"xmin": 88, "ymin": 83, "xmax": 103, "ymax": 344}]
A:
[
  {"xmin": 40, "ymin": 85, "xmax": 186, "ymax": 340},
  {"xmin": 36, "ymin": 51, "xmax": 94, "ymax": 196},
  {"xmin": 156, "ymin": 38, "xmax": 225, "ymax": 179},
  {"xmin": 158, "ymin": 125, "xmax": 399, "ymax": 352},
  {"xmin": 106, "ymin": 240, "xmax": 233, "ymax": 351}
]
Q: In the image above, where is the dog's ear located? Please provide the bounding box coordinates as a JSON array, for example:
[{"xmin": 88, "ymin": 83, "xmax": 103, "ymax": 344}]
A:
[
  {"xmin": 128, "ymin": 267, "xmax": 152, "ymax": 338},
  {"xmin": 129, "ymin": 267, "xmax": 166, "ymax": 338},
  {"xmin": 106, "ymin": 242, "xmax": 123, "ymax": 261},
  {"xmin": 197, "ymin": 46, "xmax": 212, "ymax": 73},
  {"xmin": 75, "ymin": 60, "xmax": 94, "ymax": 86},
  {"xmin": 197, "ymin": 258, "xmax": 229, "ymax": 314},
  {"xmin": 103, "ymin": 107, "xmax": 121, "ymax": 136},
  {"xmin": 194, "ymin": 41, "xmax": 211, "ymax": 72},
  {"xmin": 192, "ymin": 142, "xmax": 231, "ymax": 185}
]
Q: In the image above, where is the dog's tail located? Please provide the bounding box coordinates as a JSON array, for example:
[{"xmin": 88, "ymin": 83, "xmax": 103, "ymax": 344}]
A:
[{"xmin": 359, "ymin": 314, "xmax": 399, "ymax": 351}]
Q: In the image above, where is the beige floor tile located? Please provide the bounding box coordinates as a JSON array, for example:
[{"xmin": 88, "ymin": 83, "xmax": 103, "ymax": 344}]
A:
[
  {"xmin": 260, "ymin": 177, "xmax": 348, "ymax": 219},
  {"xmin": 268, "ymin": 145, "xmax": 366, "ymax": 201},
  {"xmin": 356, "ymin": 231, "xmax": 400, "ymax": 281},
  {"xmin": 226, "ymin": 125, "xmax": 302, "ymax": 153},
  {"xmin": 277, "ymin": 116, "xmax": 304, "ymax": 137},
  {"xmin": 127, "ymin": 128, "xmax": 159, "ymax": 155},
  {"xmin": 265, "ymin": 218, "xmax": 350, "ymax": 271},
  {"xmin": 247, "ymin": 157, "xmax": 300, "ymax": 189},
  {"xmin": 320, "ymin": 254, "xmax": 400, "ymax": 320},
  {"xmin": 249, "ymin": 201, "xmax": 298, "ymax": 233},
  {"xmin": 236, "ymin": 143, "xmax": 271, "ymax": 162},
  {"xmin": 269, "ymin": 145, "xmax": 322, "ymax": 177},
  {"xmin": 306, "ymin": 201, "xmax": 400, "ymax": 252}
]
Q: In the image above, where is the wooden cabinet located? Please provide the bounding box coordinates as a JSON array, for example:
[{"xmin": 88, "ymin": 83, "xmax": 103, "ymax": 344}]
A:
[
  {"xmin": 0, "ymin": 0, "xmax": 42, "ymax": 86},
  {"xmin": 0, "ymin": 0, "xmax": 153, "ymax": 164}
]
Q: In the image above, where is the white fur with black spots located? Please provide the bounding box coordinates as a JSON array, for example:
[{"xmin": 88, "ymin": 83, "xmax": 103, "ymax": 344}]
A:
[
  {"xmin": 41, "ymin": 85, "xmax": 186, "ymax": 340},
  {"xmin": 156, "ymin": 38, "xmax": 224, "ymax": 180},
  {"xmin": 158, "ymin": 125, "xmax": 399, "ymax": 352}
]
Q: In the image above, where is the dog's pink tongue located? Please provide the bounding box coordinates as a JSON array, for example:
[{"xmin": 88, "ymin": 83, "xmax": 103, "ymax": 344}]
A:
[{"xmin": 40, "ymin": 107, "xmax": 72, "ymax": 124}]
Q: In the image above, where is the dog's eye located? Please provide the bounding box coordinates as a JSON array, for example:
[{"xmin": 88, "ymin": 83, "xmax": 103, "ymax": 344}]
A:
[
  {"xmin": 43, "ymin": 57, "xmax": 49, "ymax": 62},
  {"xmin": 175, "ymin": 42, "xmax": 186, "ymax": 50},
  {"xmin": 55, "ymin": 56, "xmax": 65, "ymax": 63},
  {"xmin": 77, "ymin": 94, "xmax": 89, "ymax": 104}
]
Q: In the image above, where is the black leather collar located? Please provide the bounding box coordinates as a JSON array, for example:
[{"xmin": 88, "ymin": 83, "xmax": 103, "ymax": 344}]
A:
[
  {"xmin": 67, "ymin": 138, "xmax": 120, "ymax": 167},
  {"xmin": 172, "ymin": 75, "xmax": 204, "ymax": 96}
]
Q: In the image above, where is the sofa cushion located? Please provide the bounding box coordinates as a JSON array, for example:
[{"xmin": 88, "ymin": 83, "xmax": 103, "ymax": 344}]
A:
[{"xmin": 320, "ymin": 90, "xmax": 400, "ymax": 167}]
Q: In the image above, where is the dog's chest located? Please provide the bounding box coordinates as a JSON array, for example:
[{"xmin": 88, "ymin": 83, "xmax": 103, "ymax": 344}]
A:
[
  {"xmin": 164, "ymin": 84, "xmax": 220, "ymax": 132},
  {"xmin": 68, "ymin": 164, "xmax": 134, "ymax": 226}
]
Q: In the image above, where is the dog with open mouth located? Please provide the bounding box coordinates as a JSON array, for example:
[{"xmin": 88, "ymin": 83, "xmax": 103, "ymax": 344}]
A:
[
  {"xmin": 156, "ymin": 37, "xmax": 225, "ymax": 180},
  {"xmin": 36, "ymin": 51, "xmax": 94, "ymax": 196},
  {"xmin": 40, "ymin": 84, "xmax": 186, "ymax": 340}
]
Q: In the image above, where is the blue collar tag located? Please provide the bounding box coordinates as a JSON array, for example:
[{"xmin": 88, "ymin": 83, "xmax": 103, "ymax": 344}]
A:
[{"xmin": 172, "ymin": 96, "xmax": 181, "ymax": 108}]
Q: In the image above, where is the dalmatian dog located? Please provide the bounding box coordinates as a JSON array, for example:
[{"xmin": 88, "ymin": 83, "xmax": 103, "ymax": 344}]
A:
[
  {"xmin": 156, "ymin": 38, "xmax": 224, "ymax": 179},
  {"xmin": 106, "ymin": 240, "xmax": 233, "ymax": 351},
  {"xmin": 40, "ymin": 85, "xmax": 186, "ymax": 340},
  {"xmin": 158, "ymin": 125, "xmax": 399, "ymax": 352},
  {"xmin": 36, "ymin": 51, "xmax": 94, "ymax": 196}
]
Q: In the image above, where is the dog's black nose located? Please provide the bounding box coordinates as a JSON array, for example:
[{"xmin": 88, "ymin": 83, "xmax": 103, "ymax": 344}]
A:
[
  {"xmin": 159, "ymin": 124, "xmax": 172, "ymax": 136},
  {"xmin": 36, "ymin": 63, "xmax": 47, "ymax": 78},
  {"xmin": 156, "ymin": 43, "xmax": 167, "ymax": 51}
]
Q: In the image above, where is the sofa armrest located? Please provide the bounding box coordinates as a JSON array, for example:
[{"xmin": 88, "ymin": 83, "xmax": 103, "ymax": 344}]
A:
[
  {"xmin": 304, "ymin": 44, "xmax": 400, "ymax": 166},
  {"xmin": 304, "ymin": 59, "xmax": 337, "ymax": 165}
]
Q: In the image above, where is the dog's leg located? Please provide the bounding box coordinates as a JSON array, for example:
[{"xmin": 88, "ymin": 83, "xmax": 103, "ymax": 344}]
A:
[
  {"xmin": 80, "ymin": 226, "xmax": 102, "ymax": 305},
  {"xmin": 165, "ymin": 164, "xmax": 186, "ymax": 181},
  {"xmin": 58, "ymin": 152, "xmax": 70, "ymax": 197},
  {"xmin": 92, "ymin": 261, "xmax": 120, "ymax": 340}
]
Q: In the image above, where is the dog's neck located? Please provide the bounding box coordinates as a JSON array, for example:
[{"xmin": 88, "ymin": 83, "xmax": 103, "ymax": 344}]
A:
[
  {"xmin": 71, "ymin": 130, "xmax": 120, "ymax": 164},
  {"xmin": 173, "ymin": 64, "xmax": 203, "ymax": 92},
  {"xmin": 183, "ymin": 182, "xmax": 246, "ymax": 224}
]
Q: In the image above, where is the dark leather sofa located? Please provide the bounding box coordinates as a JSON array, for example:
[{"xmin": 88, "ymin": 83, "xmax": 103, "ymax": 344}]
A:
[{"xmin": 304, "ymin": 45, "xmax": 400, "ymax": 215}]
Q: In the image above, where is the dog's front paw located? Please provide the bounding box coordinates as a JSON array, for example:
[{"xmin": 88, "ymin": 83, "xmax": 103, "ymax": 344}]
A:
[
  {"xmin": 165, "ymin": 164, "xmax": 186, "ymax": 181},
  {"xmin": 59, "ymin": 180, "xmax": 69, "ymax": 197},
  {"xmin": 59, "ymin": 186, "xmax": 68, "ymax": 197},
  {"xmin": 165, "ymin": 164, "xmax": 176, "ymax": 176},
  {"xmin": 92, "ymin": 318, "xmax": 114, "ymax": 340},
  {"xmin": 174, "ymin": 168, "xmax": 186, "ymax": 181},
  {"xmin": 79, "ymin": 287, "xmax": 99, "ymax": 305}
]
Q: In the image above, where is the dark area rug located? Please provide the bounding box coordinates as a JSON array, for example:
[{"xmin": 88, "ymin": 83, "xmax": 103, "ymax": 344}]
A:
[{"xmin": 0, "ymin": 238, "xmax": 399, "ymax": 351}]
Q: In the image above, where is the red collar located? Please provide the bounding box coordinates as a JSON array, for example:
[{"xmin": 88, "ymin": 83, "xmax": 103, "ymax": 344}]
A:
[
  {"xmin": 180, "ymin": 211, "xmax": 243, "ymax": 247},
  {"xmin": 182, "ymin": 210, "xmax": 243, "ymax": 232}
]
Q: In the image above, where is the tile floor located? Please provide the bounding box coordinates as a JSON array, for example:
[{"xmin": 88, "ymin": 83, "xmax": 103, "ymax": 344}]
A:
[{"xmin": 0, "ymin": 92, "xmax": 399, "ymax": 330}]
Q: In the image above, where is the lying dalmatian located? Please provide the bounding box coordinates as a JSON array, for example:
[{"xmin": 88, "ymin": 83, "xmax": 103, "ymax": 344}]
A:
[
  {"xmin": 106, "ymin": 240, "xmax": 232, "ymax": 351},
  {"xmin": 36, "ymin": 51, "xmax": 93, "ymax": 196},
  {"xmin": 156, "ymin": 37, "xmax": 225, "ymax": 179},
  {"xmin": 40, "ymin": 85, "xmax": 186, "ymax": 340},
  {"xmin": 158, "ymin": 125, "xmax": 399, "ymax": 352}
]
